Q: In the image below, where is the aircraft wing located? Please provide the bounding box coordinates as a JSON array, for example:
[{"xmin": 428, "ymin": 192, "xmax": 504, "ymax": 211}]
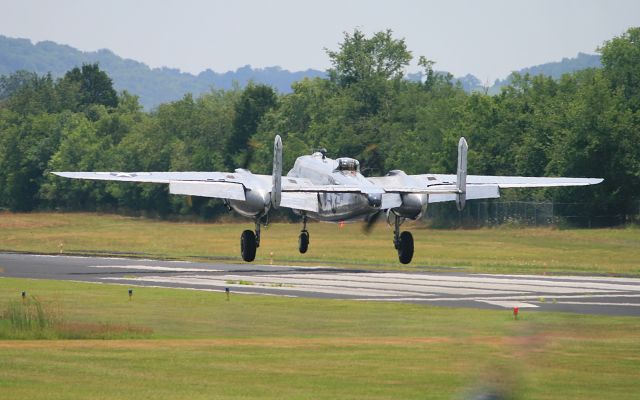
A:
[
  {"xmin": 52, "ymin": 171, "xmax": 268, "ymax": 202},
  {"xmin": 419, "ymin": 174, "xmax": 604, "ymax": 188},
  {"xmin": 53, "ymin": 171, "xmax": 248, "ymax": 184},
  {"xmin": 52, "ymin": 171, "xmax": 362, "ymax": 213},
  {"xmin": 368, "ymin": 173, "xmax": 602, "ymax": 205}
]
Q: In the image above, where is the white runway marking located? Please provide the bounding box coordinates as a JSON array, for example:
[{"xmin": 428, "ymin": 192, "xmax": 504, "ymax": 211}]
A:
[
  {"xmin": 93, "ymin": 266, "xmax": 640, "ymax": 313},
  {"xmin": 477, "ymin": 300, "xmax": 539, "ymax": 308},
  {"xmin": 2, "ymin": 252, "xmax": 637, "ymax": 314},
  {"xmin": 88, "ymin": 265, "xmax": 221, "ymax": 272},
  {"xmin": 552, "ymin": 301, "xmax": 640, "ymax": 307}
]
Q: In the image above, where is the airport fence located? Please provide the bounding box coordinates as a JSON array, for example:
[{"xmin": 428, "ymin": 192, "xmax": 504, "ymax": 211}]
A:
[{"xmin": 425, "ymin": 199, "xmax": 640, "ymax": 228}]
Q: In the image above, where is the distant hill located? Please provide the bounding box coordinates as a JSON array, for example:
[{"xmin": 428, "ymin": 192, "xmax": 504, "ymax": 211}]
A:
[
  {"xmin": 0, "ymin": 35, "xmax": 325, "ymax": 109},
  {"xmin": 486, "ymin": 52, "xmax": 602, "ymax": 94},
  {"xmin": 0, "ymin": 35, "xmax": 602, "ymax": 109}
]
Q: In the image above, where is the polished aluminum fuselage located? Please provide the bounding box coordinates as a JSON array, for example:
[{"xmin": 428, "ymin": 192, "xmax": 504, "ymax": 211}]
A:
[
  {"xmin": 287, "ymin": 154, "xmax": 382, "ymax": 222},
  {"xmin": 229, "ymin": 153, "xmax": 426, "ymax": 222},
  {"xmin": 287, "ymin": 153, "xmax": 404, "ymax": 222}
]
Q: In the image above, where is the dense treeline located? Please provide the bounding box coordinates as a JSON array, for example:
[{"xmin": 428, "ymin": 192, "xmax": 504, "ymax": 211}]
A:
[{"xmin": 1, "ymin": 28, "xmax": 639, "ymax": 224}]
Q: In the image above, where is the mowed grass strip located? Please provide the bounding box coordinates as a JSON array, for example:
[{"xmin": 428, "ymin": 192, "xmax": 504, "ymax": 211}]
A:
[
  {"xmin": 0, "ymin": 278, "xmax": 639, "ymax": 399},
  {"xmin": 1, "ymin": 212, "xmax": 639, "ymax": 275}
]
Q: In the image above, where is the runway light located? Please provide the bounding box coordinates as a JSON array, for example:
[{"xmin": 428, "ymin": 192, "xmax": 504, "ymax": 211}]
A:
[
  {"xmin": 513, "ymin": 307, "xmax": 519, "ymax": 320},
  {"xmin": 225, "ymin": 287, "xmax": 230, "ymax": 301},
  {"xmin": 21, "ymin": 291, "xmax": 26, "ymax": 303},
  {"xmin": 128, "ymin": 289, "xmax": 133, "ymax": 300}
]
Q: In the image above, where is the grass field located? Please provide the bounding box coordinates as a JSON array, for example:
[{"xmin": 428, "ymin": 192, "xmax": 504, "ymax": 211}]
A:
[
  {"xmin": 0, "ymin": 277, "xmax": 639, "ymax": 399},
  {"xmin": 1, "ymin": 212, "xmax": 639, "ymax": 275}
]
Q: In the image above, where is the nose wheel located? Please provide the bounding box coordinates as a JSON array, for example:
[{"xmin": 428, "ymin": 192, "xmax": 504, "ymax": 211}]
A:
[
  {"xmin": 392, "ymin": 214, "xmax": 413, "ymax": 264},
  {"xmin": 240, "ymin": 221, "xmax": 261, "ymax": 262},
  {"xmin": 298, "ymin": 215, "xmax": 310, "ymax": 254}
]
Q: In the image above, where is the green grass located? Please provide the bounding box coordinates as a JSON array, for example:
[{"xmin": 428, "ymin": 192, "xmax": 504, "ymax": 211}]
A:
[
  {"xmin": 1, "ymin": 212, "xmax": 640, "ymax": 275},
  {"xmin": 0, "ymin": 277, "xmax": 638, "ymax": 399}
]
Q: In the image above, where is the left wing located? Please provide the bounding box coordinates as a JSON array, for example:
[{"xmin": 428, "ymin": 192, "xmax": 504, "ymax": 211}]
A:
[
  {"xmin": 53, "ymin": 171, "xmax": 265, "ymax": 202},
  {"xmin": 53, "ymin": 171, "xmax": 370, "ymax": 214}
]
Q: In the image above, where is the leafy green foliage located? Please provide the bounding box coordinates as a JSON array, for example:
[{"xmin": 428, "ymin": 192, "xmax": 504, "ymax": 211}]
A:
[
  {"xmin": 61, "ymin": 63, "xmax": 118, "ymax": 110},
  {"xmin": 0, "ymin": 28, "xmax": 639, "ymax": 223}
]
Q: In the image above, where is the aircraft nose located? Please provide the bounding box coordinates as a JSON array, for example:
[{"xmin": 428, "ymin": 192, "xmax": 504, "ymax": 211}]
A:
[{"xmin": 367, "ymin": 194, "xmax": 382, "ymax": 208}]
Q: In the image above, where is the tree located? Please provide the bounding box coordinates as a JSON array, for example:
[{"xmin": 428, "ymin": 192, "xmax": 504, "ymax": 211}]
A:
[
  {"xmin": 227, "ymin": 83, "xmax": 277, "ymax": 168},
  {"xmin": 326, "ymin": 29, "xmax": 412, "ymax": 87},
  {"xmin": 0, "ymin": 70, "xmax": 39, "ymax": 100},
  {"xmin": 62, "ymin": 63, "xmax": 118, "ymax": 109},
  {"xmin": 600, "ymin": 27, "xmax": 640, "ymax": 111}
]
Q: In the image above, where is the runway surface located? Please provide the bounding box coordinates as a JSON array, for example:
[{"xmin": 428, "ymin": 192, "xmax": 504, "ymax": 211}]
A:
[{"xmin": 1, "ymin": 252, "xmax": 639, "ymax": 316}]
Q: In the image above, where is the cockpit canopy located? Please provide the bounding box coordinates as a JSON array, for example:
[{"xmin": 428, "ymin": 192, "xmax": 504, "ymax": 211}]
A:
[{"xmin": 335, "ymin": 157, "xmax": 360, "ymax": 174}]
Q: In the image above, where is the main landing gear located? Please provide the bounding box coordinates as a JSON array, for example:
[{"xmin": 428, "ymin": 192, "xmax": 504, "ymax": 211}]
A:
[
  {"xmin": 392, "ymin": 214, "xmax": 414, "ymax": 264},
  {"xmin": 298, "ymin": 215, "xmax": 309, "ymax": 254},
  {"xmin": 240, "ymin": 215, "xmax": 310, "ymax": 262},
  {"xmin": 240, "ymin": 220, "xmax": 261, "ymax": 262}
]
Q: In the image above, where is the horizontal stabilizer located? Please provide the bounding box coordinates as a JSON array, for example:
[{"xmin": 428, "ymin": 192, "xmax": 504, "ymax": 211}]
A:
[
  {"xmin": 280, "ymin": 192, "xmax": 318, "ymax": 212},
  {"xmin": 429, "ymin": 184, "xmax": 500, "ymax": 204},
  {"xmin": 169, "ymin": 181, "xmax": 246, "ymax": 201},
  {"xmin": 282, "ymin": 185, "xmax": 363, "ymax": 193}
]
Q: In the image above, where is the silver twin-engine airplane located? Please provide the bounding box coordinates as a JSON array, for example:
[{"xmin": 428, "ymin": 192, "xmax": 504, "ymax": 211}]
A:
[{"xmin": 54, "ymin": 136, "xmax": 602, "ymax": 264}]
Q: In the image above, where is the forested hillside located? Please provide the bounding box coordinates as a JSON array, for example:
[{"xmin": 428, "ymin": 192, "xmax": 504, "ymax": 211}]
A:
[
  {"xmin": 0, "ymin": 35, "xmax": 325, "ymax": 109},
  {"xmin": 487, "ymin": 52, "xmax": 601, "ymax": 94},
  {"xmin": 0, "ymin": 28, "xmax": 638, "ymax": 224},
  {"xmin": 0, "ymin": 35, "xmax": 600, "ymax": 109}
]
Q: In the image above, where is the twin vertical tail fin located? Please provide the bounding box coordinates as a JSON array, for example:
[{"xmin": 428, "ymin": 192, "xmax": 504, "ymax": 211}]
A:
[
  {"xmin": 456, "ymin": 137, "xmax": 468, "ymax": 211},
  {"xmin": 271, "ymin": 135, "xmax": 283, "ymax": 209}
]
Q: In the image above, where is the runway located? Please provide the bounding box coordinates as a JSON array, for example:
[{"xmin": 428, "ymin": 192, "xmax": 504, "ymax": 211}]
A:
[{"xmin": 1, "ymin": 252, "xmax": 639, "ymax": 316}]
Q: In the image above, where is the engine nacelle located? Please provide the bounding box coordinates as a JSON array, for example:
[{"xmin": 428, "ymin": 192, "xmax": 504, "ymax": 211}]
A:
[
  {"xmin": 229, "ymin": 189, "xmax": 270, "ymax": 218},
  {"xmin": 385, "ymin": 170, "xmax": 428, "ymax": 219}
]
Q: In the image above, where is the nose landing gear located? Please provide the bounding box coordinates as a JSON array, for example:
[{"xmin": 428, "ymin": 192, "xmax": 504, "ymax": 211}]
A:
[
  {"xmin": 392, "ymin": 214, "xmax": 414, "ymax": 264},
  {"xmin": 299, "ymin": 215, "xmax": 310, "ymax": 254}
]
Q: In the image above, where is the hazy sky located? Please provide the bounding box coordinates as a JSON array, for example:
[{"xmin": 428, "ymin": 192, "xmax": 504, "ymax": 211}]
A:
[{"xmin": 2, "ymin": 0, "xmax": 639, "ymax": 82}]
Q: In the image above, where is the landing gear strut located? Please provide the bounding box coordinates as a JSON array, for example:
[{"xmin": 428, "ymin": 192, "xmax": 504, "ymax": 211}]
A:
[
  {"xmin": 392, "ymin": 214, "xmax": 413, "ymax": 264},
  {"xmin": 298, "ymin": 215, "xmax": 309, "ymax": 254},
  {"xmin": 240, "ymin": 220, "xmax": 262, "ymax": 262}
]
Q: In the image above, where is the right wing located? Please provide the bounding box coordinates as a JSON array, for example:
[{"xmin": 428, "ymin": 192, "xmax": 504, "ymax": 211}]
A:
[
  {"xmin": 419, "ymin": 174, "xmax": 604, "ymax": 188},
  {"xmin": 368, "ymin": 137, "xmax": 602, "ymax": 207}
]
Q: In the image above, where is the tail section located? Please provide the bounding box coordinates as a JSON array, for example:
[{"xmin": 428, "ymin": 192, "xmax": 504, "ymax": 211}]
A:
[
  {"xmin": 456, "ymin": 137, "xmax": 468, "ymax": 211},
  {"xmin": 271, "ymin": 135, "xmax": 283, "ymax": 208}
]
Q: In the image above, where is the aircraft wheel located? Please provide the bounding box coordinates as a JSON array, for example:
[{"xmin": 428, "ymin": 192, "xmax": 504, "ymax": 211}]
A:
[
  {"xmin": 397, "ymin": 231, "xmax": 414, "ymax": 264},
  {"xmin": 298, "ymin": 231, "xmax": 309, "ymax": 254},
  {"xmin": 241, "ymin": 229, "xmax": 257, "ymax": 262}
]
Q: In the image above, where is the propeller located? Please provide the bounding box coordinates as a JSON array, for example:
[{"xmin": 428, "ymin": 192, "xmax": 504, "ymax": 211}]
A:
[{"xmin": 363, "ymin": 210, "xmax": 383, "ymax": 234}]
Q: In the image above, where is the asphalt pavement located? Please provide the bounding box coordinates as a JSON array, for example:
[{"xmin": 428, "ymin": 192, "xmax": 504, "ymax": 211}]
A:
[{"xmin": 1, "ymin": 252, "xmax": 639, "ymax": 316}]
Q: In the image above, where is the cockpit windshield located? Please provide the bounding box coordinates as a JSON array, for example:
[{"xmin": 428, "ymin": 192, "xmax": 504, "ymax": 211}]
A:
[{"xmin": 336, "ymin": 158, "xmax": 360, "ymax": 174}]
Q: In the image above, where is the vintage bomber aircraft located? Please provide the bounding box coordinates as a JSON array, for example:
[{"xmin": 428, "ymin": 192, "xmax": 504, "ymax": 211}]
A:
[{"xmin": 54, "ymin": 136, "xmax": 602, "ymax": 264}]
